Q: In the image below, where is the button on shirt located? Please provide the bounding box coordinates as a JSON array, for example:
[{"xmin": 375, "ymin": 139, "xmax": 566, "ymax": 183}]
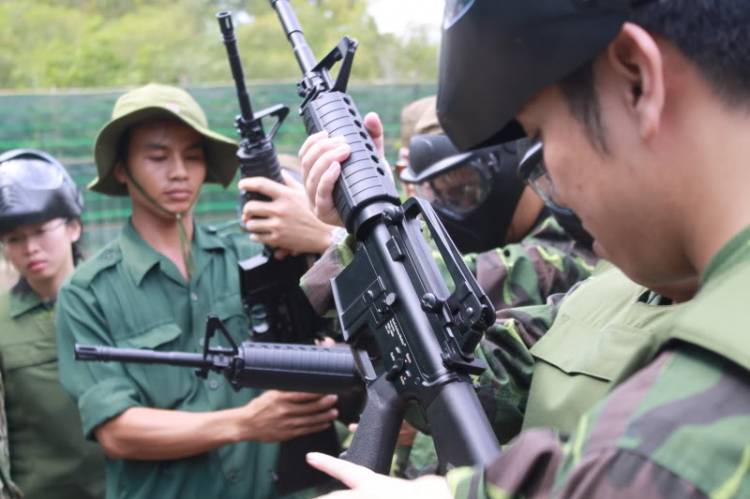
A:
[{"xmin": 57, "ymin": 221, "xmax": 283, "ymax": 499}]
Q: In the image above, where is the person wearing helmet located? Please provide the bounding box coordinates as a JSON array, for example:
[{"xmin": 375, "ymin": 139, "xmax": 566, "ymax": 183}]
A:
[
  {"xmin": 394, "ymin": 96, "xmax": 438, "ymax": 183},
  {"xmin": 300, "ymin": 0, "xmax": 750, "ymax": 497},
  {"xmin": 55, "ymin": 84, "xmax": 339, "ymax": 499},
  {"xmin": 0, "ymin": 149, "xmax": 105, "ymax": 499}
]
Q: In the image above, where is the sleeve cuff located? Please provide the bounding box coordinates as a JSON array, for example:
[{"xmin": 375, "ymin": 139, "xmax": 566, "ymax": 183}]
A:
[{"xmin": 79, "ymin": 377, "xmax": 143, "ymax": 440}]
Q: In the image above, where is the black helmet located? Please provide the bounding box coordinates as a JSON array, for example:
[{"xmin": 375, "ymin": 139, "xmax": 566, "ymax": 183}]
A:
[
  {"xmin": 403, "ymin": 134, "xmax": 528, "ymax": 254},
  {"xmin": 437, "ymin": 0, "xmax": 632, "ymax": 151},
  {"xmin": 0, "ymin": 149, "xmax": 83, "ymax": 234}
]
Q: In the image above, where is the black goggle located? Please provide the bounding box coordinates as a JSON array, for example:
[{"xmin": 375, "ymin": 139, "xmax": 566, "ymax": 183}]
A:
[{"xmin": 518, "ymin": 140, "xmax": 572, "ymax": 214}]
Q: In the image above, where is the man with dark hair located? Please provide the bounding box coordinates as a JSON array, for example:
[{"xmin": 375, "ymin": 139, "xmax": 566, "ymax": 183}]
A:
[
  {"xmin": 56, "ymin": 84, "xmax": 339, "ymax": 499},
  {"xmin": 296, "ymin": 0, "xmax": 750, "ymax": 497}
]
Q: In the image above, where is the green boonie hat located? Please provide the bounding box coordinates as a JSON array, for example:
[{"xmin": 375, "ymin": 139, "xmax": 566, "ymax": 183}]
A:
[
  {"xmin": 400, "ymin": 96, "xmax": 437, "ymax": 147},
  {"xmin": 90, "ymin": 83, "xmax": 239, "ymax": 196},
  {"xmin": 413, "ymin": 97, "xmax": 443, "ymax": 137}
]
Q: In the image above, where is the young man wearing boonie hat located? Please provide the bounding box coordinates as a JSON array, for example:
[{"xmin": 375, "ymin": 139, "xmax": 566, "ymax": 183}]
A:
[{"xmin": 56, "ymin": 83, "xmax": 339, "ymax": 499}]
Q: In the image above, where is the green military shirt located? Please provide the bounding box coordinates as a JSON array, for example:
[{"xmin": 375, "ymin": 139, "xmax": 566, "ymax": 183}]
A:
[
  {"xmin": 402, "ymin": 263, "xmax": 686, "ymax": 478},
  {"xmin": 0, "ymin": 287, "xmax": 104, "ymax": 499},
  {"xmin": 522, "ymin": 262, "xmax": 690, "ymax": 432},
  {"xmin": 0, "ymin": 372, "xmax": 22, "ymax": 499},
  {"xmin": 448, "ymin": 228, "xmax": 750, "ymax": 497},
  {"xmin": 57, "ymin": 221, "xmax": 284, "ymax": 499}
]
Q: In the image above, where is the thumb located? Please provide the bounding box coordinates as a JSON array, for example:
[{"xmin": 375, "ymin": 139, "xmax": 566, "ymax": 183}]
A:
[{"xmin": 363, "ymin": 112, "xmax": 385, "ymax": 157}]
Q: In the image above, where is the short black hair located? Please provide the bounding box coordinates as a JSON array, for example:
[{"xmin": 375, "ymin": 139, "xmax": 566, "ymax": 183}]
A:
[{"xmin": 561, "ymin": 0, "xmax": 750, "ymax": 148}]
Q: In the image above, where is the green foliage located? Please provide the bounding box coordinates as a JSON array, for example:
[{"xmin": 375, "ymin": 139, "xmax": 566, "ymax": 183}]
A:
[{"xmin": 0, "ymin": 0, "xmax": 438, "ymax": 89}]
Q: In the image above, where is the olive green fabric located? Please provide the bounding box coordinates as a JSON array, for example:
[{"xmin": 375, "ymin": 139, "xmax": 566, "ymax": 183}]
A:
[
  {"xmin": 522, "ymin": 263, "xmax": 690, "ymax": 432},
  {"xmin": 56, "ymin": 221, "xmax": 287, "ymax": 499},
  {"xmin": 402, "ymin": 262, "xmax": 687, "ymax": 478},
  {"xmin": 0, "ymin": 372, "xmax": 22, "ymax": 499},
  {"xmin": 90, "ymin": 83, "xmax": 239, "ymax": 196},
  {"xmin": 0, "ymin": 289, "xmax": 104, "ymax": 499},
  {"xmin": 447, "ymin": 227, "xmax": 750, "ymax": 498}
]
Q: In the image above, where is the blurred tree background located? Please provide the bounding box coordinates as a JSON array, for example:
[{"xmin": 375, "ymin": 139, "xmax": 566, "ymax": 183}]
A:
[
  {"xmin": 0, "ymin": 0, "xmax": 438, "ymax": 261},
  {"xmin": 0, "ymin": 0, "xmax": 439, "ymax": 89}
]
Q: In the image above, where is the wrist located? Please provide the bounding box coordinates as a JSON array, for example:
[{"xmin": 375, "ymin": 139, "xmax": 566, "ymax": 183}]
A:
[{"xmin": 226, "ymin": 406, "xmax": 255, "ymax": 444}]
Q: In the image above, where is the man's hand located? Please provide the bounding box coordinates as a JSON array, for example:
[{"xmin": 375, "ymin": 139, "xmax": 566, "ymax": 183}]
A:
[
  {"xmin": 306, "ymin": 453, "xmax": 452, "ymax": 499},
  {"xmin": 298, "ymin": 112, "xmax": 387, "ymax": 227},
  {"xmin": 235, "ymin": 391, "xmax": 339, "ymax": 443},
  {"xmin": 239, "ymin": 171, "xmax": 338, "ymax": 258}
]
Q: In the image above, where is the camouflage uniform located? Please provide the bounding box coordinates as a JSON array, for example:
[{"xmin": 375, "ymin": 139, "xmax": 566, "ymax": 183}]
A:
[
  {"xmin": 301, "ymin": 215, "xmax": 596, "ymax": 477},
  {"xmin": 446, "ymin": 226, "xmax": 750, "ymax": 498},
  {"xmin": 301, "ymin": 214, "xmax": 595, "ymax": 325},
  {"xmin": 0, "ymin": 374, "xmax": 22, "ymax": 499}
]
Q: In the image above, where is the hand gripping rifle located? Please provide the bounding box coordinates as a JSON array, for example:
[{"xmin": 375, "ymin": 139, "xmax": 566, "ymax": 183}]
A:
[
  {"xmin": 217, "ymin": 11, "xmax": 329, "ymax": 345},
  {"xmin": 269, "ymin": 0, "xmax": 501, "ymax": 474},
  {"xmin": 75, "ymin": 314, "xmax": 365, "ymax": 494}
]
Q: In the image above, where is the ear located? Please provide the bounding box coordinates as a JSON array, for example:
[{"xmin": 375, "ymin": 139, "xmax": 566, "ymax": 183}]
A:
[
  {"xmin": 113, "ymin": 161, "xmax": 128, "ymax": 184},
  {"xmin": 67, "ymin": 219, "xmax": 83, "ymax": 244},
  {"xmin": 606, "ymin": 23, "xmax": 665, "ymax": 141}
]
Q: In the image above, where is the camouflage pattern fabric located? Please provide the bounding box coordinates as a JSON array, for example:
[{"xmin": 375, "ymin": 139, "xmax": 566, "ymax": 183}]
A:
[
  {"xmin": 300, "ymin": 215, "xmax": 596, "ymax": 478},
  {"xmin": 300, "ymin": 215, "xmax": 595, "ymax": 318},
  {"xmin": 401, "ymin": 293, "xmax": 566, "ymax": 479},
  {"xmin": 445, "ymin": 227, "xmax": 750, "ymax": 498},
  {"xmin": 0, "ymin": 374, "xmax": 22, "ymax": 499},
  {"xmin": 435, "ymin": 214, "xmax": 596, "ymax": 313}
]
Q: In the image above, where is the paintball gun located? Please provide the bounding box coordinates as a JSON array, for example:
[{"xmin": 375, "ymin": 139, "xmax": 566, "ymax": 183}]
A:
[
  {"xmin": 75, "ymin": 314, "xmax": 365, "ymax": 494},
  {"xmin": 217, "ymin": 11, "xmax": 330, "ymax": 345},
  {"xmin": 268, "ymin": 0, "xmax": 501, "ymax": 474}
]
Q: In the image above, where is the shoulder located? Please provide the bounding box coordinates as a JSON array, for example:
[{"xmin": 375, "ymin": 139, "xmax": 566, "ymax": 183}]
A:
[
  {"xmin": 665, "ymin": 260, "xmax": 750, "ymax": 373},
  {"xmin": 575, "ymin": 344, "xmax": 749, "ymax": 496},
  {"xmin": 66, "ymin": 240, "xmax": 123, "ymax": 288},
  {"xmin": 198, "ymin": 223, "xmax": 263, "ymax": 261}
]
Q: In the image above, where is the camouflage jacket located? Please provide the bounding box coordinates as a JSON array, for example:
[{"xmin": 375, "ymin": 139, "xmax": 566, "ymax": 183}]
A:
[
  {"xmin": 447, "ymin": 226, "xmax": 750, "ymax": 498},
  {"xmin": 0, "ymin": 374, "xmax": 22, "ymax": 499},
  {"xmin": 301, "ymin": 214, "xmax": 596, "ymax": 317}
]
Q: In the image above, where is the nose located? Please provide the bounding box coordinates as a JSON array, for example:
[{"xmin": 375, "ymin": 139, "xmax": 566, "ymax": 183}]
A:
[
  {"xmin": 23, "ymin": 235, "xmax": 42, "ymax": 254},
  {"xmin": 168, "ymin": 155, "xmax": 189, "ymax": 180}
]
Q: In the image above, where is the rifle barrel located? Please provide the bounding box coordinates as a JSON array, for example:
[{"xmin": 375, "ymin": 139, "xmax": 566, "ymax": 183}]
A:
[
  {"xmin": 75, "ymin": 344, "xmax": 210, "ymax": 368},
  {"xmin": 217, "ymin": 11, "xmax": 255, "ymax": 122},
  {"xmin": 270, "ymin": 0, "xmax": 318, "ymax": 74}
]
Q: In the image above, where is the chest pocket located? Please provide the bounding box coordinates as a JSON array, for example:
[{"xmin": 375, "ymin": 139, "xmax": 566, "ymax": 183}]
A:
[
  {"xmin": 209, "ymin": 292, "xmax": 251, "ymax": 347},
  {"xmin": 531, "ymin": 312, "xmax": 652, "ymax": 382},
  {"xmin": 114, "ymin": 323, "xmax": 195, "ymax": 408},
  {"xmin": 3, "ymin": 336, "xmax": 58, "ymax": 372}
]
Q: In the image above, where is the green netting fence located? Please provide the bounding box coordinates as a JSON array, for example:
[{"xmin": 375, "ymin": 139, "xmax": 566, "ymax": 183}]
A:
[{"xmin": 0, "ymin": 82, "xmax": 436, "ymax": 254}]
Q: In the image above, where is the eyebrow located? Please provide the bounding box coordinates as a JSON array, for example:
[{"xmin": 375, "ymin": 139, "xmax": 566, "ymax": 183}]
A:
[{"xmin": 144, "ymin": 142, "xmax": 204, "ymax": 152}]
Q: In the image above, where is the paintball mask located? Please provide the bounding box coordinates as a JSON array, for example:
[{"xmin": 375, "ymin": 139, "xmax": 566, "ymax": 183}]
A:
[
  {"xmin": 0, "ymin": 149, "xmax": 83, "ymax": 234},
  {"xmin": 402, "ymin": 134, "xmax": 527, "ymax": 254},
  {"xmin": 437, "ymin": 0, "xmax": 632, "ymax": 150}
]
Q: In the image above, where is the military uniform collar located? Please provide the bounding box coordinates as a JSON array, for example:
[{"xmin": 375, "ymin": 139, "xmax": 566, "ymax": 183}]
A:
[
  {"xmin": 700, "ymin": 225, "xmax": 750, "ymax": 287},
  {"xmin": 119, "ymin": 220, "xmax": 227, "ymax": 286},
  {"xmin": 9, "ymin": 288, "xmax": 48, "ymax": 319}
]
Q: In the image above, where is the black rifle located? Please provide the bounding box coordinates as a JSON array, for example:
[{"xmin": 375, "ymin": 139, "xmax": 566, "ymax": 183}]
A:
[
  {"xmin": 216, "ymin": 13, "xmax": 349, "ymax": 493},
  {"xmin": 269, "ymin": 0, "xmax": 501, "ymax": 474},
  {"xmin": 217, "ymin": 11, "xmax": 329, "ymax": 345},
  {"xmin": 75, "ymin": 316, "xmax": 363, "ymax": 404},
  {"xmin": 75, "ymin": 315, "xmax": 365, "ymax": 493}
]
